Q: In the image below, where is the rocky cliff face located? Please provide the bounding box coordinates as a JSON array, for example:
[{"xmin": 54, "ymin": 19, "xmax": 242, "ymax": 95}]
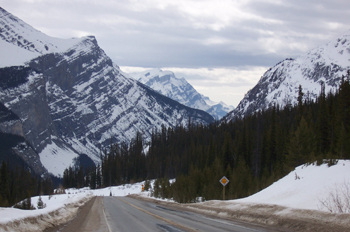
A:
[
  {"xmin": 0, "ymin": 66, "xmax": 57, "ymax": 153},
  {"xmin": 224, "ymin": 32, "xmax": 350, "ymax": 121},
  {"xmin": 0, "ymin": 101, "xmax": 23, "ymax": 136},
  {"xmin": 0, "ymin": 102, "xmax": 47, "ymax": 176},
  {"xmin": 0, "ymin": 8, "xmax": 214, "ymax": 177}
]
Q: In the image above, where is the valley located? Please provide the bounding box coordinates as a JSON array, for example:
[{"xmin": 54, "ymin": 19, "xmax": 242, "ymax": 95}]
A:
[{"xmin": 0, "ymin": 4, "xmax": 349, "ymax": 232}]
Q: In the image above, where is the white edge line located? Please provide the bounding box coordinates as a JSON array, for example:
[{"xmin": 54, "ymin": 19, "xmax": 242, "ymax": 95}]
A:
[{"xmin": 102, "ymin": 199, "xmax": 113, "ymax": 232}]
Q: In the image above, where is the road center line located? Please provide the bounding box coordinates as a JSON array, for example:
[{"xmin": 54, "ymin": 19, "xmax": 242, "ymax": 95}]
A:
[{"xmin": 119, "ymin": 198, "xmax": 199, "ymax": 232}]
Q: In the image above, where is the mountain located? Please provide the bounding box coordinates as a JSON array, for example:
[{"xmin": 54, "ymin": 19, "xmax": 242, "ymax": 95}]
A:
[
  {"xmin": 0, "ymin": 7, "xmax": 214, "ymax": 177},
  {"xmin": 224, "ymin": 31, "xmax": 350, "ymax": 121},
  {"xmin": 0, "ymin": 7, "xmax": 81, "ymax": 66},
  {"xmin": 129, "ymin": 68, "xmax": 234, "ymax": 120},
  {"xmin": 0, "ymin": 101, "xmax": 48, "ymax": 176}
]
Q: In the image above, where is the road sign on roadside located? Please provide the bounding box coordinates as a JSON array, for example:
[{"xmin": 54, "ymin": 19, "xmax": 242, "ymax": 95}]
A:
[
  {"xmin": 220, "ymin": 176, "xmax": 229, "ymax": 186},
  {"xmin": 220, "ymin": 176, "xmax": 229, "ymax": 200}
]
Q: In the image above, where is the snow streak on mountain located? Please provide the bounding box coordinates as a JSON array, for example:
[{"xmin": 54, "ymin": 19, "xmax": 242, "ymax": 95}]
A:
[
  {"xmin": 0, "ymin": 7, "xmax": 214, "ymax": 177},
  {"xmin": 130, "ymin": 68, "xmax": 234, "ymax": 120},
  {"xmin": 224, "ymin": 31, "xmax": 350, "ymax": 121}
]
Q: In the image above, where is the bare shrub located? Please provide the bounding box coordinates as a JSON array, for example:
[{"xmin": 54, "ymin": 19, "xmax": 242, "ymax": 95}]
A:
[{"xmin": 319, "ymin": 181, "xmax": 350, "ymax": 213}]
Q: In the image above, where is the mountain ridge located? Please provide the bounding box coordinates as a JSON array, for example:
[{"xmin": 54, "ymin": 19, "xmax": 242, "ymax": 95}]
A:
[
  {"xmin": 223, "ymin": 31, "xmax": 350, "ymax": 121},
  {"xmin": 0, "ymin": 7, "xmax": 214, "ymax": 177},
  {"xmin": 130, "ymin": 68, "xmax": 234, "ymax": 120}
]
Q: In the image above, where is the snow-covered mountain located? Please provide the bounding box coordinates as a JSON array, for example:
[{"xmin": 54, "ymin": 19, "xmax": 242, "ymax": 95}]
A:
[
  {"xmin": 0, "ymin": 7, "xmax": 214, "ymax": 177},
  {"xmin": 130, "ymin": 68, "xmax": 234, "ymax": 120},
  {"xmin": 224, "ymin": 31, "xmax": 350, "ymax": 121},
  {"xmin": 0, "ymin": 7, "xmax": 81, "ymax": 66}
]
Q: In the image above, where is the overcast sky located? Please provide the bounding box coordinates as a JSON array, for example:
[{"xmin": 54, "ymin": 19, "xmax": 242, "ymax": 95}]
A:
[{"xmin": 1, "ymin": 0, "xmax": 349, "ymax": 106}]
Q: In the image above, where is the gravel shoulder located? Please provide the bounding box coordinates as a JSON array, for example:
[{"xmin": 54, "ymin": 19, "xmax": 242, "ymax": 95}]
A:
[
  {"xmin": 44, "ymin": 196, "xmax": 108, "ymax": 232},
  {"xmin": 129, "ymin": 194, "xmax": 350, "ymax": 232}
]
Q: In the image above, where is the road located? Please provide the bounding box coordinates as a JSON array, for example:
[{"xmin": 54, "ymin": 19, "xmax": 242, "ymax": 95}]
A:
[{"xmin": 48, "ymin": 196, "xmax": 281, "ymax": 232}]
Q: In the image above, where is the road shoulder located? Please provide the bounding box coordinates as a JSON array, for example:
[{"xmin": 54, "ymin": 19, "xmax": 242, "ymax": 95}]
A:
[
  {"xmin": 44, "ymin": 196, "xmax": 108, "ymax": 232},
  {"xmin": 128, "ymin": 194, "xmax": 350, "ymax": 232}
]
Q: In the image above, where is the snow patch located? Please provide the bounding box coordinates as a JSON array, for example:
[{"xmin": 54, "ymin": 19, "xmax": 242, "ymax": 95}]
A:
[
  {"xmin": 39, "ymin": 142, "xmax": 79, "ymax": 177},
  {"xmin": 0, "ymin": 40, "xmax": 39, "ymax": 68}
]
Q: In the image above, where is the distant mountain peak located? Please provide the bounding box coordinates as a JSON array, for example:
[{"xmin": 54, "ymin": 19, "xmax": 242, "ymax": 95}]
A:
[{"xmin": 129, "ymin": 68, "xmax": 234, "ymax": 120}]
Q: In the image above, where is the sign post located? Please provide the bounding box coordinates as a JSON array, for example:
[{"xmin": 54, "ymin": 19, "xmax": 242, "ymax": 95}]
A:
[{"xmin": 219, "ymin": 176, "xmax": 229, "ymax": 200}]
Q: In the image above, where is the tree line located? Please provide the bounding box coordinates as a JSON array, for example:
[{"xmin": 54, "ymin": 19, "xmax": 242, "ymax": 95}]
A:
[
  {"xmin": 0, "ymin": 160, "xmax": 53, "ymax": 207},
  {"xmin": 62, "ymin": 75, "xmax": 350, "ymax": 203}
]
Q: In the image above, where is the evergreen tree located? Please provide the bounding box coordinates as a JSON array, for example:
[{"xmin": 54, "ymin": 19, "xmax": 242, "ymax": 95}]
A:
[
  {"xmin": 297, "ymin": 84, "xmax": 304, "ymax": 121},
  {"xmin": 0, "ymin": 161, "xmax": 10, "ymax": 206},
  {"xmin": 37, "ymin": 195, "xmax": 46, "ymax": 209},
  {"xmin": 316, "ymin": 82, "xmax": 329, "ymax": 154},
  {"xmin": 288, "ymin": 117, "xmax": 315, "ymax": 167}
]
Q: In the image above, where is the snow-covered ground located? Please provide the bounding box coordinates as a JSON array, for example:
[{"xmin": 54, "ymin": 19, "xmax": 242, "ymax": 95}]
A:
[
  {"xmin": 0, "ymin": 183, "xmax": 145, "ymax": 226},
  {"xmin": 0, "ymin": 160, "xmax": 349, "ymax": 231},
  {"xmin": 235, "ymin": 160, "xmax": 350, "ymax": 211}
]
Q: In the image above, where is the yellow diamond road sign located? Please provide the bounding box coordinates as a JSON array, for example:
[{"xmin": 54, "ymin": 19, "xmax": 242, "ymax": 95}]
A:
[{"xmin": 220, "ymin": 176, "xmax": 229, "ymax": 186}]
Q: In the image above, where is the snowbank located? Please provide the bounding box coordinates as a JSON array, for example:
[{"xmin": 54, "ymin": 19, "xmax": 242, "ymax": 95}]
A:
[
  {"xmin": 234, "ymin": 160, "xmax": 350, "ymax": 211},
  {"xmin": 75, "ymin": 182, "xmax": 145, "ymax": 197},
  {"xmin": 0, "ymin": 192, "xmax": 93, "ymax": 232},
  {"xmin": 0, "ymin": 182, "xmax": 145, "ymax": 232}
]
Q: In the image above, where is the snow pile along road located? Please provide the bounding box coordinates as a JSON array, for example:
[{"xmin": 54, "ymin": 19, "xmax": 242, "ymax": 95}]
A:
[
  {"xmin": 176, "ymin": 160, "xmax": 350, "ymax": 231},
  {"xmin": 235, "ymin": 160, "xmax": 350, "ymax": 211},
  {"xmin": 0, "ymin": 191, "xmax": 93, "ymax": 232},
  {"xmin": 0, "ymin": 183, "xmax": 145, "ymax": 232}
]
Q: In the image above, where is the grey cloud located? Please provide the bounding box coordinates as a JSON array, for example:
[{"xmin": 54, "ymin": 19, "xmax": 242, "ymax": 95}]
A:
[{"xmin": 1, "ymin": 0, "xmax": 349, "ymax": 70}]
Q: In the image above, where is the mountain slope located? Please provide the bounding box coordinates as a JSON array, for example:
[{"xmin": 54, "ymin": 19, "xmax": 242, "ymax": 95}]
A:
[
  {"xmin": 0, "ymin": 7, "xmax": 80, "ymax": 55},
  {"xmin": 224, "ymin": 31, "xmax": 350, "ymax": 121},
  {"xmin": 0, "ymin": 101, "xmax": 47, "ymax": 176},
  {"xmin": 130, "ymin": 68, "xmax": 234, "ymax": 120},
  {"xmin": 0, "ymin": 7, "xmax": 214, "ymax": 177},
  {"xmin": 0, "ymin": 7, "xmax": 83, "ymax": 68}
]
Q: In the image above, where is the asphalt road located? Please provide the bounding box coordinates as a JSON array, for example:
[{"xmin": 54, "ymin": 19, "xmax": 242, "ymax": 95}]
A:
[
  {"xmin": 103, "ymin": 196, "xmax": 273, "ymax": 232},
  {"xmin": 48, "ymin": 196, "xmax": 280, "ymax": 232}
]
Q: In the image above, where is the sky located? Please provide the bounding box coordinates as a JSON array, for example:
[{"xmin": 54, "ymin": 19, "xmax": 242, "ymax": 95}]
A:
[{"xmin": 1, "ymin": 0, "xmax": 349, "ymax": 106}]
